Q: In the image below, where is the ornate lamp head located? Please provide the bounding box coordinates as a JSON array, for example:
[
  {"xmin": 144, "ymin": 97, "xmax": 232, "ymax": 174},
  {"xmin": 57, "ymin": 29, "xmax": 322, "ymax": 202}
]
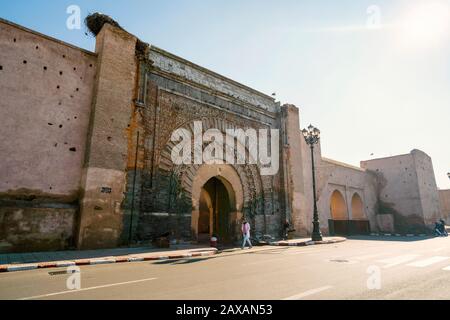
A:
[
  {"xmin": 302, "ymin": 124, "xmax": 320, "ymax": 145},
  {"xmin": 302, "ymin": 128, "xmax": 308, "ymax": 138}
]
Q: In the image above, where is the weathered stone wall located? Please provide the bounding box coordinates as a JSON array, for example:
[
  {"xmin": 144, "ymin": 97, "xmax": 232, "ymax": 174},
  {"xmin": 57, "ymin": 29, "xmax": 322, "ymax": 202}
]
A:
[
  {"xmin": 360, "ymin": 150, "xmax": 440, "ymax": 233},
  {"xmin": 0, "ymin": 19, "xmax": 97, "ymax": 197},
  {"xmin": 316, "ymin": 158, "xmax": 378, "ymax": 234},
  {"xmin": 283, "ymin": 104, "xmax": 380, "ymax": 236},
  {"xmin": 0, "ymin": 205, "xmax": 76, "ymax": 253},
  {"xmin": 0, "ymin": 18, "xmax": 97, "ymax": 252},
  {"xmin": 280, "ymin": 104, "xmax": 311, "ymax": 237},
  {"xmin": 412, "ymin": 150, "xmax": 442, "ymax": 226},
  {"xmin": 439, "ymin": 190, "xmax": 450, "ymax": 223},
  {"xmin": 76, "ymin": 23, "xmax": 138, "ymax": 249},
  {"xmin": 149, "ymin": 47, "xmax": 278, "ymax": 114},
  {"xmin": 133, "ymin": 47, "xmax": 285, "ymax": 242},
  {"xmin": 376, "ymin": 214, "xmax": 395, "ymax": 233}
]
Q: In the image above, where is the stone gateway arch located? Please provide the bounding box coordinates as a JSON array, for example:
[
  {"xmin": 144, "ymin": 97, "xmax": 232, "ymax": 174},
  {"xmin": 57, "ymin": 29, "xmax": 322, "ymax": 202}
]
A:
[
  {"xmin": 138, "ymin": 115, "xmax": 277, "ymax": 244},
  {"xmin": 191, "ymin": 165, "xmax": 243, "ymax": 243}
]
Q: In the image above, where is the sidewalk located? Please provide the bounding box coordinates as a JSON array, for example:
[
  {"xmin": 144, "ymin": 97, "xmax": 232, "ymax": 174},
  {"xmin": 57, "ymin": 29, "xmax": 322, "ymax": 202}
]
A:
[
  {"xmin": 268, "ymin": 236, "xmax": 346, "ymax": 246},
  {"xmin": 0, "ymin": 244, "xmax": 218, "ymax": 273}
]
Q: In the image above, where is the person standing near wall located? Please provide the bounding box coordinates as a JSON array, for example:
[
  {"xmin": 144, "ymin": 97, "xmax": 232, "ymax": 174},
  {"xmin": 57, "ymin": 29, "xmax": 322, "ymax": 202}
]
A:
[
  {"xmin": 283, "ymin": 219, "xmax": 291, "ymax": 240},
  {"xmin": 241, "ymin": 219, "xmax": 253, "ymax": 249}
]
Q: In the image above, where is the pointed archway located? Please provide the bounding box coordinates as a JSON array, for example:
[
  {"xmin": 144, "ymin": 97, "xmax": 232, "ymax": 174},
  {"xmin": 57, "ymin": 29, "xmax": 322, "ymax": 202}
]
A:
[
  {"xmin": 198, "ymin": 177, "xmax": 233, "ymax": 243},
  {"xmin": 191, "ymin": 164, "xmax": 244, "ymax": 244},
  {"xmin": 330, "ymin": 190, "xmax": 348, "ymax": 220},
  {"xmin": 351, "ymin": 193, "xmax": 366, "ymax": 220}
]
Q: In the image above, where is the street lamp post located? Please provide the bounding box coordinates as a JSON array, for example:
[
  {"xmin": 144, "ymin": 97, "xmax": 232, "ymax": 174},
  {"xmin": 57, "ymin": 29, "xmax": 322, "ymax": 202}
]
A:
[{"xmin": 302, "ymin": 124, "xmax": 323, "ymax": 242}]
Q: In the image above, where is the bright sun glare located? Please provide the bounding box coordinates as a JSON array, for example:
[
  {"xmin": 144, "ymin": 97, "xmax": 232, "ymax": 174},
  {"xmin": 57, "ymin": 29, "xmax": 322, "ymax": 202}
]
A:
[{"xmin": 397, "ymin": 1, "xmax": 450, "ymax": 48}]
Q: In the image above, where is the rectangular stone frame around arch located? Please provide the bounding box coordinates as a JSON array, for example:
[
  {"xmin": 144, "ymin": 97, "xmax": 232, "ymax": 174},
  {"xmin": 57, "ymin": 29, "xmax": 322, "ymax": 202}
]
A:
[{"xmin": 190, "ymin": 164, "xmax": 244, "ymax": 243}]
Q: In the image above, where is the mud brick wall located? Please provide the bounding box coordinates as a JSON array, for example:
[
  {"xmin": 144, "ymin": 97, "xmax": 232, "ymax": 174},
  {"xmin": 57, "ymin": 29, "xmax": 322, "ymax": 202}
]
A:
[
  {"xmin": 413, "ymin": 150, "xmax": 441, "ymax": 226},
  {"xmin": 439, "ymin": 190, "xmax": 450, "ymax": 223},
  {"xmin": 0, "ymin": 205, "xmax": 76, "ymax": 253},
  {"xmin": 76, "ymin": 23, "xmax": 138, "ymax": 249},
  {"xmin": 0, "ymin": 19, "xmax": 97, "ymax": 252},
  {"xmin": 137, "ymin": 213, "xmax": 192, "ymax": 241},
  {"xmin": 0, "ymin": 19, "xmax": 97, "ymax": 198},
  {"xmin": 361, "ymin": 150, "xmax": 440, "ymax": 233}
]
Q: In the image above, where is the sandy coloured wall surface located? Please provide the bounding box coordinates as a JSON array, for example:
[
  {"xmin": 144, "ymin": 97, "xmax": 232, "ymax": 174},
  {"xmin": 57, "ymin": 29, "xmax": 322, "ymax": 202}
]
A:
[
  {"xmin": 439, "ymin": 190, "xmax": 450, "ymax": 222},
  {"xmin": 317, "ymin": 157, "xmax": 378, "ymax": 232},
  {"xmin": 0, "ymin": 19, "xmax": 98, "ymax": 252},
  {"xmin": 0, "ymin": 19, "xmax": 97, "ymax": 199}
]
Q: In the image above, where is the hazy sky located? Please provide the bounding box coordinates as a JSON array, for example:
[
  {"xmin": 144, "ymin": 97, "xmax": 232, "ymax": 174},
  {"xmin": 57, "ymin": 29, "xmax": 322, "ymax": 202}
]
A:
[{"xmin": 2, "ymin": 0, "xmax": 449, "ymax": 188}]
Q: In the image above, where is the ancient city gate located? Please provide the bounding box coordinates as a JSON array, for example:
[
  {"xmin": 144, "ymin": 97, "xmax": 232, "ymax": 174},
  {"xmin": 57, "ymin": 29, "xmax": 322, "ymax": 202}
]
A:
[{"xmin": 127, "ymin": 50, "xmax": 284, "ymax": 244}]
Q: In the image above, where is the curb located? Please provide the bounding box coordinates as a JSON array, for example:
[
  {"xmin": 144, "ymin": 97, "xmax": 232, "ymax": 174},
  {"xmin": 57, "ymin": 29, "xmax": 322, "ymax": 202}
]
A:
[
  {"xmin": 0, "ymin": 249, "xmax": 217, "ymax": 273},
  {"xmin": 369, "ymin": 233, "xmax": 429, "ymax": 237},
  {"xmin": 268, "ymin": 238, "xmax": 346, "ymax": 247}
]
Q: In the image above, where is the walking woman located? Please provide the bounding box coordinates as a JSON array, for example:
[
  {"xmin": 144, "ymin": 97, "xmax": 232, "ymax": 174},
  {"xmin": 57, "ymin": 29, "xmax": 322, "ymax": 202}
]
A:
[{"xmin": 241, "ymin": 219, "xmax": 253, "ymax": 249}]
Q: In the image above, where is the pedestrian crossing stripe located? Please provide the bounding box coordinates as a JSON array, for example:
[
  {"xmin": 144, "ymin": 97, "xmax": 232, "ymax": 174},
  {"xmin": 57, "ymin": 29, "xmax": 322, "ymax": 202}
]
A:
[
  {"xmin": 377, "ymin": 254, "xmax": 420, "ymax": 268},
  {"xmin": 331, "ymin": 253, "xmax": 450, "ymax": 270},
  {"xmin": 406, "ymin": 256, "xmax": 449, "ymax": 267}
]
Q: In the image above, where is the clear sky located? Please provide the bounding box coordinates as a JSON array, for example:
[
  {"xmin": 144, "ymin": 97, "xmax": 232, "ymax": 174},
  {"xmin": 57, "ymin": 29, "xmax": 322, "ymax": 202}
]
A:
[{"xmin": 2, "ymin": 0, "xmax": 449, "ymax": 188}]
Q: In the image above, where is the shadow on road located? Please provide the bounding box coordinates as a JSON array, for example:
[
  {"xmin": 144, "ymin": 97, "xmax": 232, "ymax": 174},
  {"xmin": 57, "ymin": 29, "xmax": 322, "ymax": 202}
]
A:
[
  {"xmin": 150, "ymin": 246, "xmax": 292, "ymax": 265},
  {"xmin": 152, "ymin": 258, "xmax": 209, "ymax": 265},
  {"xmin": 243, "ymin": 247, "xmax": 291, "ymax": 254}
]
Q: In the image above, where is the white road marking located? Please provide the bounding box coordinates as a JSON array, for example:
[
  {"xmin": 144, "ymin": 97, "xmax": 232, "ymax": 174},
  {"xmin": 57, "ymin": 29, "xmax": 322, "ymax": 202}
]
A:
[
  {"xmin": 55, "ymin": 261, "xmax": 76, "ymax": 267},
  {"xmin": 283, "ymin": 286, "xmax": 333, "ymax": 300},
  {"xmin": 89, "ymin": 258, "xmax": 116, "ymax": 265},
  {"xmin": 377, "ymin": 254, "xmax": 421, "ymax": 269},
  {"xmin": 128, "ymin": 257, "xmax": 144, "ymax": 262},
  {"xmin": 442, "ymin": 266, "xmax": 450, "ymax": 271},
  {"xmin": 19, "ymin": 277, "xmax": 157, "ymax": 300},
  {"xmin": 406, "ymin": 256, "xmax": 449, "ymax": 268}
]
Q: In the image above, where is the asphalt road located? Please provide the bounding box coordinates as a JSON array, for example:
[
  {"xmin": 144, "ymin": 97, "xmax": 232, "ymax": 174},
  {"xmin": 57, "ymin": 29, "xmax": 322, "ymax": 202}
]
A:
[{"xmin": 1, "ymin": 236, "xmax": 450, "ymax": 300}]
